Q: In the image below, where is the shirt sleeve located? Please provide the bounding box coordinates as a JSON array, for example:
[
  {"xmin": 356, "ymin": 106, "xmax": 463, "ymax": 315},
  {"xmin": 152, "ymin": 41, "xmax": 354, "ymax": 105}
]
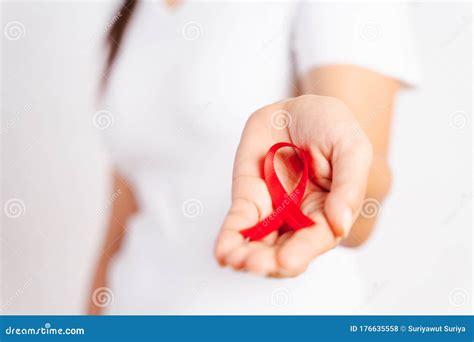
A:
[{"xmin": 292, "ymin": 2, "xmax": 421, "ymax": 87}]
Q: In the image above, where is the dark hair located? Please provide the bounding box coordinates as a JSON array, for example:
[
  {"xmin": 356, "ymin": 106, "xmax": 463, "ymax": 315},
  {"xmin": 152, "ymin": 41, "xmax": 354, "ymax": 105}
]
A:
[{"xmin": 101, "ymin": 0, "xmax": 138, "ymax": 92}]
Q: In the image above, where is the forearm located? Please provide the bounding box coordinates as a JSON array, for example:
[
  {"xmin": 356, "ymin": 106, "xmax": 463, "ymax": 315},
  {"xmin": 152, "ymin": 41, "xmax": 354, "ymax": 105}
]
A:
[
  {"xmin": 87, "ymin": 171, "xmax": 137, "ymax": 314},
  {"xmin": 98, "ymin": 172, "xmax": 137, "ymax": 261}
]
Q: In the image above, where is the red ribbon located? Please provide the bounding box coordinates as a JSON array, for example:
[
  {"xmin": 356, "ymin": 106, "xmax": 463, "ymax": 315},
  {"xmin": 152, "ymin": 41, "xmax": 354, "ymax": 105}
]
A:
[{"xmin": 239, "ymin": 142, "xmax": 315, "ymax": 241}]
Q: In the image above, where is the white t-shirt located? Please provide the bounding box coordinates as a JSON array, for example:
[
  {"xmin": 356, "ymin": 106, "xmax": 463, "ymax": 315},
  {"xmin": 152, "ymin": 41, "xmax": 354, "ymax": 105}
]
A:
[{"xmin": 102, "ymin": 1, "xmax": 418, "ymax": 314}]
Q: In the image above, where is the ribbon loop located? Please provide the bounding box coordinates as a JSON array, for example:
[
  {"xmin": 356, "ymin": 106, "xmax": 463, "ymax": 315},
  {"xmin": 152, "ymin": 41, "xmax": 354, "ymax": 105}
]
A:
[{"xmin": 239, "ymin": 142, "xmax": 315, "ymax": 241}]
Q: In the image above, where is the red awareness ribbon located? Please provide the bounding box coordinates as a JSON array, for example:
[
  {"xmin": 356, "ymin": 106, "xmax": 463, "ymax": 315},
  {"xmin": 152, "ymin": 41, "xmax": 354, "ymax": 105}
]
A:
[{"xmin": 239, "ymin": 142, "xmax": 315, "ymax": 241}]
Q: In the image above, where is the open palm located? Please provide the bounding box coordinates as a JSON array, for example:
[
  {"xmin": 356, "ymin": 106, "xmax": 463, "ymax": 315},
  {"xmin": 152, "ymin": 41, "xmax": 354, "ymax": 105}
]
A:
[{"xmin": 214, "ymin": 95, "xmax": 373, "ymax": 277}]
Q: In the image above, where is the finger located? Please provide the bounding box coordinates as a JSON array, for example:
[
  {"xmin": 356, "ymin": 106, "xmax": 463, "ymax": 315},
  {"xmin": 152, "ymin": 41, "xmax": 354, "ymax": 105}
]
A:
[
  {"xmin": 225, "ymin": 246, "xmax": 248, "ymax": 270},
  {"xmin": 324, "ymin": 135, "xmax": 373, "ymax": 237},
  {"xmin": 244, "ymin": 245, "xmax": 278, "ymax": 276},
  {"xmin": 241, "ymin": 230, "xmax": 292, "ymax": 276},
  {"xmin": 226, "ymin": 241, "xmax": 263, "ymax": 270},
  {"xmin": 307, "ymin": 149, "xmax": 332, "ymax": 191},
  {"xmin": 275, "ymin": 230, "xmax": 294, "ymax": 246},
  {"xmin": 214, "ymin": 196, "xmax": 260, "ymax": 266},
  {"xmin": 276, "ymin": 212, "xmax": 336, "ymax": 277},
  {"xmin": 224, "ymin": 229, "xmax": 278, "ymax": 269},
  {"xmin": 215, "ymin": 176, "xmax": 274, "ymax": 265}
]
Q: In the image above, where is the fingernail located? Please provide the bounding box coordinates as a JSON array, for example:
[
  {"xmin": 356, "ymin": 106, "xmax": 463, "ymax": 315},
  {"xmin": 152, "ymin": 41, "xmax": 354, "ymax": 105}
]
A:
[{"xmin": 341, "ymin": 207, "xmax": 353, "ymax": 237}]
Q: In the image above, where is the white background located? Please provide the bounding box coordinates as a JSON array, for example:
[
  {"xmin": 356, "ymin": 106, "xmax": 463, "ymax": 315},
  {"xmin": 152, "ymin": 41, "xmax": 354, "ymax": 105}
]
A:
[{"xmin": 1, "ymin": 1, "xmax": 472, "ymax": 314}]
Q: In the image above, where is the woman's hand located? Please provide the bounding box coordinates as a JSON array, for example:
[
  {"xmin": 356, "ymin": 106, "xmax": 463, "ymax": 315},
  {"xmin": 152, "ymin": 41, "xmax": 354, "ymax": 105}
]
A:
[{"xmin": 214, "ymin": 95, "xmax": 373, "ymax": 277}]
